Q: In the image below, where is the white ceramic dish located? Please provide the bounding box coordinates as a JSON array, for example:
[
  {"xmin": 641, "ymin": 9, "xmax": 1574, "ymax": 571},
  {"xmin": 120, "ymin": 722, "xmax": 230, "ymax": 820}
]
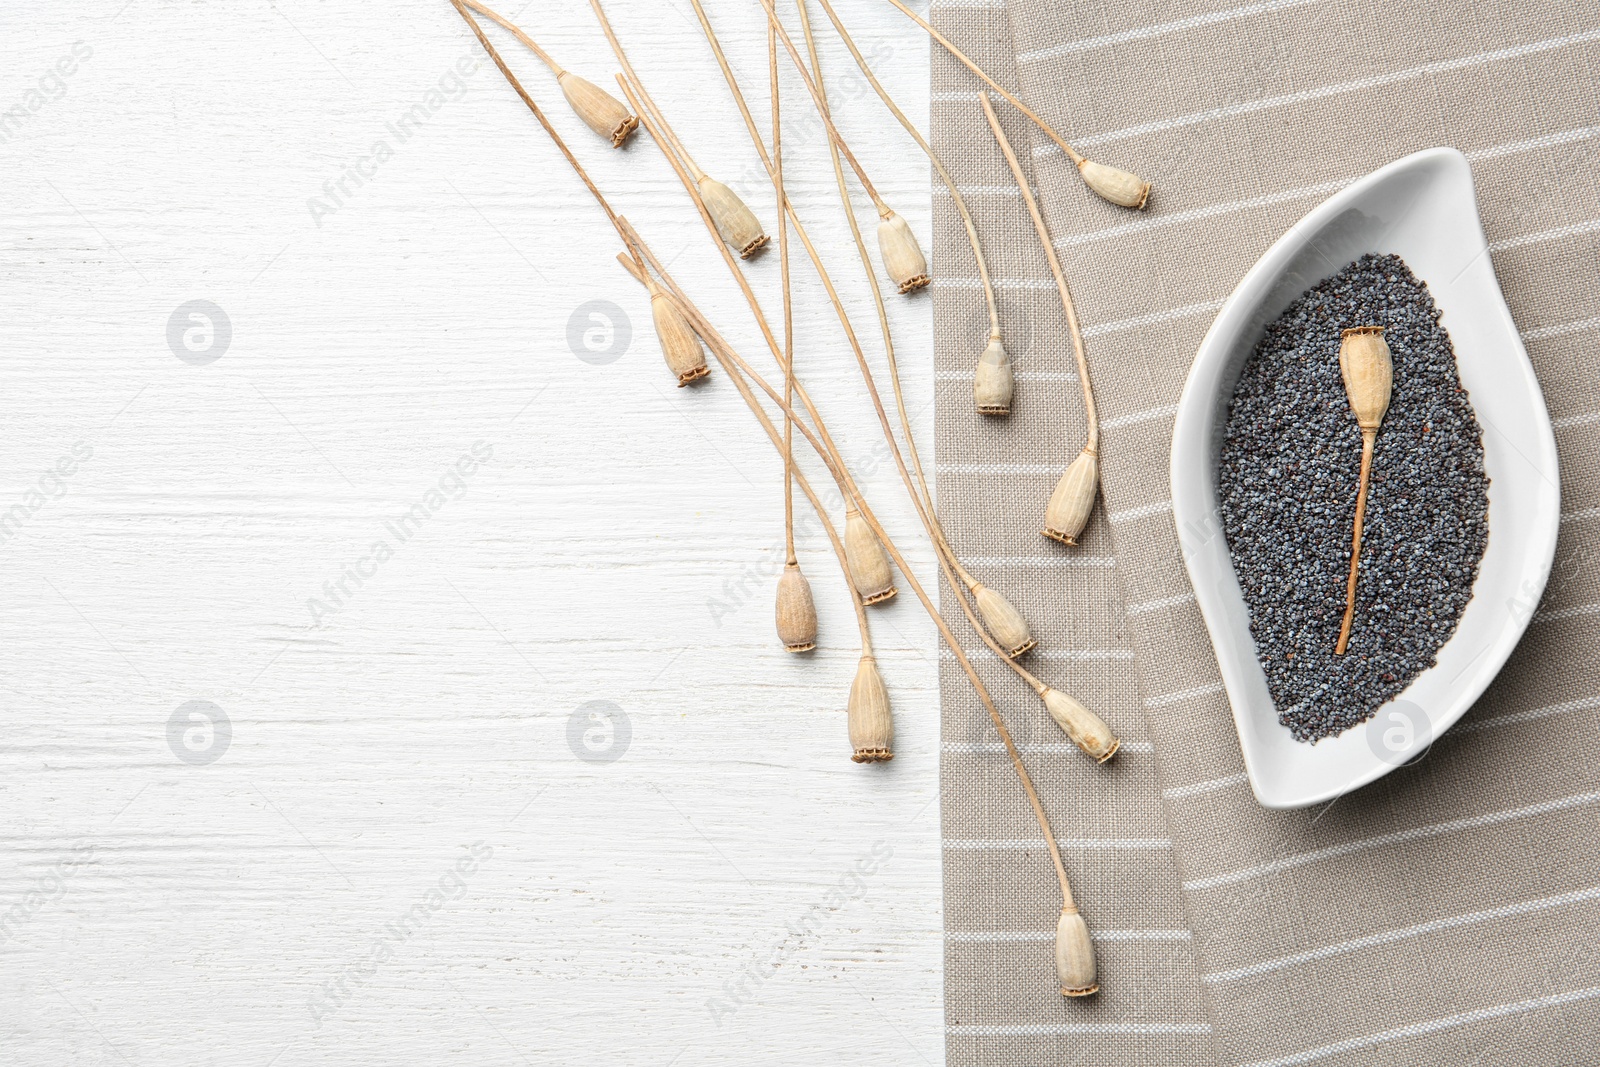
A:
[{"xmin": 1172, "ymin": 147, "xmax": 1560, "ymax": 810}]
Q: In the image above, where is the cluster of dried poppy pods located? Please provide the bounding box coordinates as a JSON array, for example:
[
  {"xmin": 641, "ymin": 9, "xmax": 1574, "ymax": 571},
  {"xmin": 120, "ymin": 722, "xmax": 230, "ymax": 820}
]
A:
[{"xmin": 447, "ymin": 0, "xmax": 1150, "ymax": 1003}]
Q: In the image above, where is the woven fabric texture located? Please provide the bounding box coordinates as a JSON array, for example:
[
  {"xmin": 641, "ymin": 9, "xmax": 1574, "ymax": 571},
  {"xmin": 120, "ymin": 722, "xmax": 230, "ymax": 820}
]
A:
[{"xmin": 932, "ymin": 1, "xmax": 1600, "ymax": 1064}]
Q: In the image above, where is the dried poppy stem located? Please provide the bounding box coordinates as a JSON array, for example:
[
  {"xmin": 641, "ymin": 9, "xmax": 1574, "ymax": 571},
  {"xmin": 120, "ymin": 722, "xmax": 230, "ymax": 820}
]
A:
[
  {"xmin": 458, "ymin": 0, "xmax": 638, "ymax": 147},
  {"xmin": 454, "ymin": 0, "xmax": 882, "ymax": 753},
  {"xmin": 980, "ymin": 93, "xmax": 1103, "ymax": 548},
  {"xmin": 748, "ymin": 0, "xmax": 928, "ymax": 293},
  {"xmin": 616, "ymin": 253, "xmax": 867, "ymax": 651},
  {"xmin": 584, "ymin": 0, "xmax": 769, "ymax": 258},
  {"xmin": 450, "ymin": 0, "xmax": 700, "ymax": 388},
  {"xmin": 804, "ymin": 0, "xmax": 1009, "ymax": 413},
  {"xmin": 683, "ymin": 4, "xmax": 1114, "ymax": 757},
  {"xmin": 633, "ymin": 235, "xmax": 1102, "ymax": 984},
  {"xmin": 449, "ymin": 1, "xmax": 627, "ymax": 240},
  {"xmin": 1335, "ymin": 326, "xmax": 1393, "ymax": 655},
  {"xmin": 787, "ymin": 0, "xmax": 1032, "ymax": 656},
  {"xmin": 625, "ymin": 220, "xmax": 1090, "ymax": 935},
  {"xmin": 616, "ymin": 72, "xmax": 897, "ymax": 605},
  {"xmin": 879, "ymin": 0, "xmax": 1149, "ymax": 209},
  {"xmin": 632, "ymin": 107, "xmax": 1117, "ymax": 764},
  {"xmin": 768, "ymin": 25, "xmax": 817, "ymax": 653},
  {"xmin": 474, "ymin": 0, "xmax": 1097, "ymax": 984}
]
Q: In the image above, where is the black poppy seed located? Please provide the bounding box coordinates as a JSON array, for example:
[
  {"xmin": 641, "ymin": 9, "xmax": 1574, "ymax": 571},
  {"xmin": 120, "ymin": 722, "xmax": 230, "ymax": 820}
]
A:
[{"xmin": 1217, "ymin": 253, "xmax": 1490, "ymax": 743}]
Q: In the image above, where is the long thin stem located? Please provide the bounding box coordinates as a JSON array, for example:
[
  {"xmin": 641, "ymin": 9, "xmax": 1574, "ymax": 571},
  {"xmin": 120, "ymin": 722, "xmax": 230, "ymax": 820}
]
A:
[
  {"xmin": 684, "ymin": 5, "xmax": 1088, "ymax": 713},
  {"xmin": 481, "ymin": 3, "xmax": 1080, "ymax": 904},
  {"xmin": 615, "ymin": 72, "xmax": 869, "ymax": 514},
  {"xmin": 449, "ymin": 0, "xmax": 631, "ymax": 254},
  {"xmin": 747, "ymin": 0, "xmax": 890, "ymax": 215},
  {"xmin": 460, "ymin": 0, "xmax": 562, "ymax": 73},
  {"xmin": 772, "ymin": 27, "xmax": 796, "ymax": 568},
  {"xmin": 613, "ymin": 249, "xmax": 871, "ymax": 650},
  {"xmin": 980, "ymin": 94, "xmax": 1099, "ymax": 453},
  {"xmin": 583, "ymin": 0, "xmax": 713, "ymax": 182},
  {"xmin": 809, "ymin": 0, "xmax": 999, "ymax": 341},
  {"xmin": 451, "ymin": 0, "xmax": 861, "ymax": 643},
  {"xmin": 880, "ymin": 0, "xmax": 1086, "ymax": 167},
  {"xmin": 1336, "ymin": 431, "xmax": 1376, "ymax": 655},
  {"xmin": 625, "ymin": 220, "xmax": 1073, "ymax": 905},
  {"xmin": 682, "ymin": 3, "xmax": 930, "ymax": 539},
  {"xmin": 791, "ymin": 0, "xmax": 950, "ymax": 570}
]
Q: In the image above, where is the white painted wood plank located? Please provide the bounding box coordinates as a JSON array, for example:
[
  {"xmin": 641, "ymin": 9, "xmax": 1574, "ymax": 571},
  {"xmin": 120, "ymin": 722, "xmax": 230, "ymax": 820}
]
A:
[{"xmin": 0, "ymin": 1, "xmax": 940, "ymax": 1063}]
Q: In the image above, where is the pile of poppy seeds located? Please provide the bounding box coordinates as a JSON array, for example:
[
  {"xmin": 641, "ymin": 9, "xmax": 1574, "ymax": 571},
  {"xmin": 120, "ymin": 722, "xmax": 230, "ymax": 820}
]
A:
[{"xmin": 1217, "ymin": 254, "xmax": 1489, "ymax": 742}]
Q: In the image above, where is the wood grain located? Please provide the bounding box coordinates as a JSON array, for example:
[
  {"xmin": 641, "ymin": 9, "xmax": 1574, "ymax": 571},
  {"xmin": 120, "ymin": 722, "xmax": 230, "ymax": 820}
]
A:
[{"xmin": 0, "ymin": 1, "xmax": 940, "ymax": 1062}]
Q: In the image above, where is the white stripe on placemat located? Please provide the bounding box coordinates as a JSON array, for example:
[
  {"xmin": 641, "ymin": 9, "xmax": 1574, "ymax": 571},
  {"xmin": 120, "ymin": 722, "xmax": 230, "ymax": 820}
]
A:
[
  {"xmin": 936, "ymin": 462, "xmax": 1061, "ymax": 474},
  {"xmin": 945, "ymin": 838, "xmax": 1172, "ymax": 850},
  {"xmin": 934, "ymin": 183, "xmax": 1040, "ymax": 198},
  {"xmin": 938, "ymin": 647, "xmax": 1137, "ymax": 663},
  {"xmin": 1062, "ymin": 26, "xmax": 1600, "ymax": 150},
  {"xmin": 1236, "ymin": 985, "xmax": 1600, "ymax": 1067},
  {"xmin": 1041, "ymin": 119, "xmax": 1600, "ymax": 266},
  {"xmin": 944, "ymin": 741, "xmax": 1154, "ymax": 755},
  {"xmin": 1102, "ymin": 403, "xmax": 1182, "ymax": 431},
  {"xmin": 1532, "ymin": 601, "xmax": 1600, "ymax": 625},
  {"xmin": 1205, "ymin": 883, "xmax": 1600, "ymax": 984},
  {"xmin": 1164, "ymin": 772, "xmax": 1248, "ymax": 799},
  {"xmin": 1521, "ymin": 314, "xmax": 1600, "ymax": 342},
  {"xmin": 1055, "ymin": 179, "xmax": 1347, "ymax": 249},
  {"xmin": 1084, "ymin": 301, "xmax": 1225, "ymax": 339},
  {"xmin": 1457, "ymin": 695, "xmax": 1600, "ymax": 735},
  {"xmin": 1145, "ymin": 681, "xmax": 1225, "ymax": 709},
  {"xmin": 1185, "ymin": 789, "xmax": 1600, "ymax": 892},
  {"xmin": 934, "ymin": 370, "xmax": 1077, "ymax": 382},
  {"xmin": 949, "ymin": 1022, "xmax": 1214, "ymax": 1036},
  {"xmin": 1127, "ymin": 592, "xmax": 1196, "ymax": 617},
  {"xmin": 1553, "ymin": 411, "xmax": 1600, "ymax": 430},
  {"xmin": 1469, "ymin": 122, "xmax": 1600, "ymax": 162},
  {"xmin": 958, "ymin": 554, "xmax": 1116, "ymax": 569},
  {"xmin": 1110, "ymin": 499, "xmax": 1174, "ymax": 524},
  {"xmin": 931, "ymin": 275, "xmax": 1057, "ymax": 290},
  {"xmin": 947, "ymin": 927, "xmax": 1192, "ymax": 942},
  {"xmin": 1493, "ymin": 215, "xmax": 1600, "ymax": 253},
  {"xmin": 1015, "ymin": 0, "xmax": 1324, "ymax": 62}
]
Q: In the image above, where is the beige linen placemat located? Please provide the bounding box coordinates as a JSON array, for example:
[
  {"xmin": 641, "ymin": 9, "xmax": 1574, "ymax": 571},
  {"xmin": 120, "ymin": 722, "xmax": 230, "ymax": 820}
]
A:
[
  {"xmin": 930, "ymin": 4, "xmax": 1217, "ymax": 1065},
  {"xmin": 935, "ymin": 0, "xmax": 1600, "ymax": 1064}
]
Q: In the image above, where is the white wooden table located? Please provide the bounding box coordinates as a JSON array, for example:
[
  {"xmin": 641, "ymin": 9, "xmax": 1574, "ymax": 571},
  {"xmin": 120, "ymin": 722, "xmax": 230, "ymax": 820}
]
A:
[{"xmin": 0, "ymin": 1, "xmax": 941, "ymax": 1063}]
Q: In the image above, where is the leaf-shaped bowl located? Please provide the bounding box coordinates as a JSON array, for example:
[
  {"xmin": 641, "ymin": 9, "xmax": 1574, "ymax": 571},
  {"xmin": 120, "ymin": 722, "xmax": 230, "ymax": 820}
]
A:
[{"xmin": 1171, "ymin": 147, "xmax": 1560, "ymax": 809}]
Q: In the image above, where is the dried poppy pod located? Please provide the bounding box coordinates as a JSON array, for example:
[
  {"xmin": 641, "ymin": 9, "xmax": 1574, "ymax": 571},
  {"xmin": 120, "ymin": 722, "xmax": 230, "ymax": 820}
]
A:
[
  {"xmin": 972, "ymin": 335, "xmax": 1014, "ymax": 416},
  {"xmin": 646, "ymin": 281, "xmax": 709, "ymax": 386},
  {"xmin": 1077, "ymin": 158, "xmax": 1150, "ymax": 210},
  {"xmin": 876, "ymin": 210, "xmax": 930, "ymax": 293},
  {"xmin": 774, "ymin": 562, "xmax": 818, "ymax": 653},
  {"xmin": 843, "ymin": 507, "xmax": 896, "ymax": 605},
  {"xmin": 968, "ymin": 578, "xmax": 1035, "ymax": 658},
  {"xmin": 1335, "ymin": 325, "xmax": 1393, "ymax": 655},
  {"xmin": 557, "ymin": 71, "xmax": 638, "ymax": 147},
  {"xmin": 1040, "ymin": 686, "xmax": 1118, "ymax": 762},
  {"xmin": 698, "ymin": 176, "xmax": 769, "ymax": 258},
  {"xmin": 1042, "ymin": 447, "xmax": 1098, "ymax": 546},
  {"xmin": 1055, "ymin": 907, "xmax": 1099, "ymax": 996},
  {"xmin": 847, "ymin": 653, "xmax": 893, "ymax": 763}
]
